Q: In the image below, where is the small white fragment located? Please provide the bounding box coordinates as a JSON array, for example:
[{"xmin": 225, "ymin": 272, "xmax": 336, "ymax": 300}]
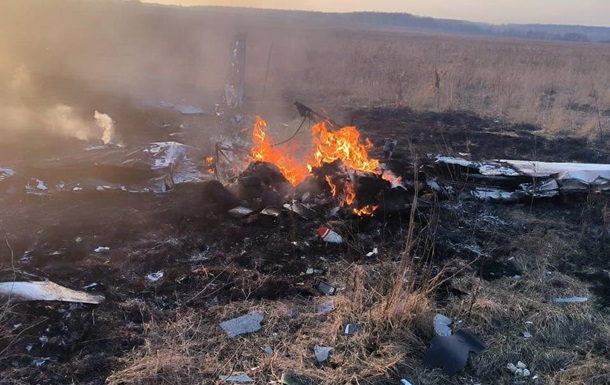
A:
[
  {"xmin": 39, "ymin": 336, "xmax": 48, "ymax": 346},
  {"xmin": 220, "ymin": 311, "xmax": 264, "ymax": 337},
  {"xmin": 32, "ymin": 358, "xmax": 50, "ymax": 367},
  {"xmin": 400, "ymin": 380, "xmax": 413, "ymax": 385},
  {"xmin": 146, "ymin": 271, "xmax": 164, "ymax": 282},
  {"xmin": 366, "ymin": 247, "xmax": 379, "ymax": 257},
  {"xmin": 433, "ymin": 313, "xmax": 452, "ymax": 336},
  {"xmin": 516, "ymin": 361, "xmax": 527, "ymax": 369},
  {"xmin": 262, "ymin": 345, "xmax": 273, "ymax": 355},
  {"xmin": 507, "ymin": 363, "xmax": 518, "ymax": 373},
  {"xmin": 314, "ymin": 345, "xmax": 333, "ymax": 362},
  {"xmin": 523, "ymin": 369, "xmax": 531, "ymax": 377},
  {"xmin": 316, "ymin": 300, "xmax": 334, "ymax": 315},
  {"xmin": 515, "ymin": 368, "xmax": 524, "ymax": 376},
  {"xmin": 219, "ymin": 374, "xmax": 254, "ymax": 382},
  {"xmin": 523, "ymin": 331, "xmax": 532, "ymax": 338},
  {"xmin": 552, "ymin": 297, "xmax": 588, "ymax": 303},
  {"xmin": 94, "ymin": 246, "xmax": 110, "ymax": 253},
  {"xmin": 305, "ymin": 268, "xmax": 314, "ymax": 275},
  {"xmin": 82, "ymin": 283, "xmax": 98, "ymax": 290}
]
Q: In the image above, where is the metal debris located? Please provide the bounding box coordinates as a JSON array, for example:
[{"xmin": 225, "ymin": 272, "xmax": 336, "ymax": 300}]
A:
[
  {"xmin": 423, "ymin": 329, "xmax": 485, "ymax": 374},
  {"xmin": 314, "ymin": 345, "xmax": 333, "ymax": 362},
  {"xmin": 146, "ymin": 271, "xmax": 164, "ymax": 282},
  {"xmin": 219, "ymin": 374, "xmax": 254, "ymax": 383},
  {"xmin": 94, "ymin": 246, "xmax": 110, "ymax": 253},
  {"xmin": 228, "ymin": 206, "xmax": 255, "ymax": 218},
  {"xmin": 283, "ymin": 201, "xmax": 316, "ymax": 220},
  {"xmin": 316, "ymin": 300, "xmax": 334, "ymax": 315},
  {"xmin": 220, "ymin": 311, "xmax": 264, "ymax": 337},
  {"xmin": 344, "ymin": 323, "xmax": 363, "ymax": 335},
  {"xmin": 552, "ymin": 296, "xmax": 588, "ymax": 303},
  {"xmin": 0, "ymin": 281, "xmax": 104, "ymax": 304},
  {"xmin": 314, "ymin": 280, "xmax": 336, "ymax": 296},
  {"xmin": 433, "ymin": 313, "xmax": 452, "ymax": 336}
]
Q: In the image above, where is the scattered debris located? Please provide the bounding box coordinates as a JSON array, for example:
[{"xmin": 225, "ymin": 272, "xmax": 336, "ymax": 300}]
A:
[
  {"xmin": 507, "ymin": 361, "xmax": 531, "ymax": 377},
  {"xmin": 284, "ymin": 201, "xmax": 316, "ymax": 220},
  {"xmin": 219, "ymin": 374, "xmax": 254, "ymax": 383},
  {"xmin": 229, "ymin": 206, "xmax": 255, "ymax": 219},
  {"xmin": 262, "ymin": 345, "xmax": 273, "ymax": 355},
  {"xmin": 146, "ymin": 271, "xmax": 164, "ymax": 282},
  {"xmin": 552, "ymin": 296, "xmax": 588, "ymax": 303},
  {"xmin": 31, "ymin": 357, "xmax": 50, "ymax": 367},
  {"xmin": 220, "ymin": 311, "xmax": 264, "ymax": 337},
  {"xmin": 433, "ymin": 313, "xmax": 453, "ymax": 336},
  {"xmin": 314, "ymin": 280, "xmax": 336, "ymax": 296},
  {"xmin": 94, "ymin": 246, "xmax": 110, "ymax": 253},
  {"xmin": 317, "ymin": 227, "xmax": 343, "ymax": 244},
  {"xmin": 344, "ymin": 323, "xmax": 363, "ymax": 335},
  {"xmin": 316, "ymin": 300, "xmax": 334, "ymax": 315},
  {"xmin": 423, "ymin": 329, "xmax": 485, "ymax": 374},
  {"xmin": 432, "ymin": 155, "xmax": 610, "ymax": 201},
  {"xmin": 280, "ymin": 373, "xmax": 307, "ymax": 385},
  {"xmin": 0, "ymin": 281, "xmax": 104, "ymax": 304},
  {"xmin": 314, "ymin": 345, "xmax": 333, "ymax": 362},
  {"xmin": 522, "ymin": 331, "xmax": 532, "ymax": 338},
  {"xmin": 400, "ymin": 379, "xmax": 413, "ymax": 385},
  {"xmin": 366, "ymin": 247, "xmax": 379, "ymax": 257}
]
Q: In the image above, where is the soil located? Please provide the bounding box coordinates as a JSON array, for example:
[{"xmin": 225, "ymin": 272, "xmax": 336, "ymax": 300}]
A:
[{"xmin": 1, "ymin": 105, "xmax": 610, "ymax": 384}]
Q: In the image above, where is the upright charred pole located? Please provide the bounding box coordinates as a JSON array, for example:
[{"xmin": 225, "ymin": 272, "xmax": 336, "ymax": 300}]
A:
[{"xmin": 216, "ymin": 33, "xmax": 247, "ymax": 140}]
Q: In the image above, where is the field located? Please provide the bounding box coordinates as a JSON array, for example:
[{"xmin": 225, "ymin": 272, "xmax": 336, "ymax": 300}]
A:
[{"xmin": 1, "ymin": 1, "xmax": 610, "ymax": 385}]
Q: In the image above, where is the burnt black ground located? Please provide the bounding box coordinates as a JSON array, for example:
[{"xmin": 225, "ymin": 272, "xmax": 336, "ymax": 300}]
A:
[{"xmin": 1, "ymin": 106, "xmax": 610, "ymax": 384}]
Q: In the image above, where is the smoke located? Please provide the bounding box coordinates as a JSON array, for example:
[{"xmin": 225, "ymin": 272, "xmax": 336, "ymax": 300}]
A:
[
  {"xmin": 1, "ymin": 65, "xmax": 119, "ymax": 144},
  {"xmin": 94, "ymin": 110, "xmax": 118, "ymax": 145}
]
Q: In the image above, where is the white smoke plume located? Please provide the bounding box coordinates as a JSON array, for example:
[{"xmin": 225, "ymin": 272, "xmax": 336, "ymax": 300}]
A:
[{"xmin": 94, "ymin": 110, "xmax": 117, "ymax": 145}]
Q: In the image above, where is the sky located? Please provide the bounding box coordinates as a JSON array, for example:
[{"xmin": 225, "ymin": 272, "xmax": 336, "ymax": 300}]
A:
[{"xmin": 143, "ymin": 0, "xmax": 610, "ymax": 27}]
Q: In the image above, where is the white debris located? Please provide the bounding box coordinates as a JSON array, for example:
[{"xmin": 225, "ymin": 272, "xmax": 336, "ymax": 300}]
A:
[
  {"xmin": 220, "ymin": 311, "xmax": 264, "ymax": 337},
  {"xmin": 523, "ymin": 331, "xmax": 532, "ymax": 338},
  {"xmin": 433, "ymin": 313, "xmax": 452, "ymax": 336},
  {"xmin": 516, "ymin": 361, "xmax": 527, "ymax": 369},
  {"xmin": 32, "ymin": 357, "xmax": 50, "ymax": 367},
  {"xmin": 0, "ymin": 167, "xmax": 16, "ymax": 181},
  {"xmin": 262, "ymin": 345, "xmax": 273, "ymax": 355},
  {"xmin": 219, "ymin": 374, "xmax": 254, "ymax": 383},
  {"xmin": 507, "ymin": 363, "xmax": 518, "ymax": 373},
  {"xmin": 366, "ymin": 247, "xmax": 379, "ymax": 257},
  {"xmin": 523, "ymin": 369, "xmax": 531, "ymax": 377},
  {"xmin": 316, "ymin": 300, "xmax": 334, "ymax": 315},
  {"xmin": 146, "ymin": 271, "xmax": 164, "ymax": 282},
  {"xmin": 0, "ymin": 281, "xmax": 104, "ymax": 304},
  {"xmin": 314, "ymin": 345, "xmax": 333, "ymax": 362},
  {"xmin": 94, "ymin": 246, "xmax": 110, "ymax": 253},
  {"xmin": 400, "ymin": 380, "xmax": 413, "ymax": 385},
  {"xmin": 82, "ymin": 283, "xmax": 98, "ymax": 290},
  {"xmin": 552, "ymin": 297, "xmax": 588, "ymax": 303}
]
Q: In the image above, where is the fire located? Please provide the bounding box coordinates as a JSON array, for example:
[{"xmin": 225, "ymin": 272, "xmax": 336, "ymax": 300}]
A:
[
  {"xmin": 250, "ymin": 116, "xmax": 309, "ymax": 186},
  {"xmin": 205, "ymin": 156, "xmax": 215, "ymax": 174},
  {"xmin": 353, "ymin": 205, "xmax": 378, "ymax": 216},
  {"xmin": 325, "ymin": 176, "xmax": 337, "ymax": 197},
  {"xmin": 308, "ymin": 122, "xmax": 380, "ymax": 173},
  {"xmin": 249, "ymin": 116, "xmax": 393, "ymax": 216}
]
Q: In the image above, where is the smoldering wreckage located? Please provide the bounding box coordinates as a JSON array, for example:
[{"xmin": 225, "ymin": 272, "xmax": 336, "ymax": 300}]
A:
[{"xmin": 1, "ymin": 36, "xmax": 607, "ymax": 383}]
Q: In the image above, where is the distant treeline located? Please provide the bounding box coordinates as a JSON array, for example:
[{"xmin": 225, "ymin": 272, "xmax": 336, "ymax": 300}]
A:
[{"xmin": 199, "ymin": 7, "xmax": 610, "ymax": 43}]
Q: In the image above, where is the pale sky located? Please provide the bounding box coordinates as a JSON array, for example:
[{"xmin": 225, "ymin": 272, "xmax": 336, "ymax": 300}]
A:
[{"xmin": 143, "ymin": 0, "xmax": 610, "ymax": 27}]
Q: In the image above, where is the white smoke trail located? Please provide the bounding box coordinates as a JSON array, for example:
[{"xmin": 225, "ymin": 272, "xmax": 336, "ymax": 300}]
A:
[{"xmin": 94, "ymin": 110, "xmax": 116, "ymax": 145}]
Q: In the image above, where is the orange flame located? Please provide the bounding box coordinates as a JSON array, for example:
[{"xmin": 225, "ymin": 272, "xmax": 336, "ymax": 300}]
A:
[
  {"xmin": 250, "ymin": 116, "xmax": 388, "ymax": 216},
  {"xmin": 308, "ymin": 122, "xmax": 380, "ymax": 174},
  {"xmin": 325, "ymin": 176, "xmax": 337, "ymax": 197},
  {"xmin": 251, "ymin": 116, "xmax": 309, "ymax": 186},
  {"xmin": 353, "ymin": 205, "xmax": 378, "ymax": 216},
  {"xmin": 205, "ymin": 156, "xmax": 215, "ymax": 174}
]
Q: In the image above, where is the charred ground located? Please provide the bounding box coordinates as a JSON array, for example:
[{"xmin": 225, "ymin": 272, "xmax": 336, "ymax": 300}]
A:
[{"xmin": 2, "ymin": 106, "xmax": 610, "ymax": 385}]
